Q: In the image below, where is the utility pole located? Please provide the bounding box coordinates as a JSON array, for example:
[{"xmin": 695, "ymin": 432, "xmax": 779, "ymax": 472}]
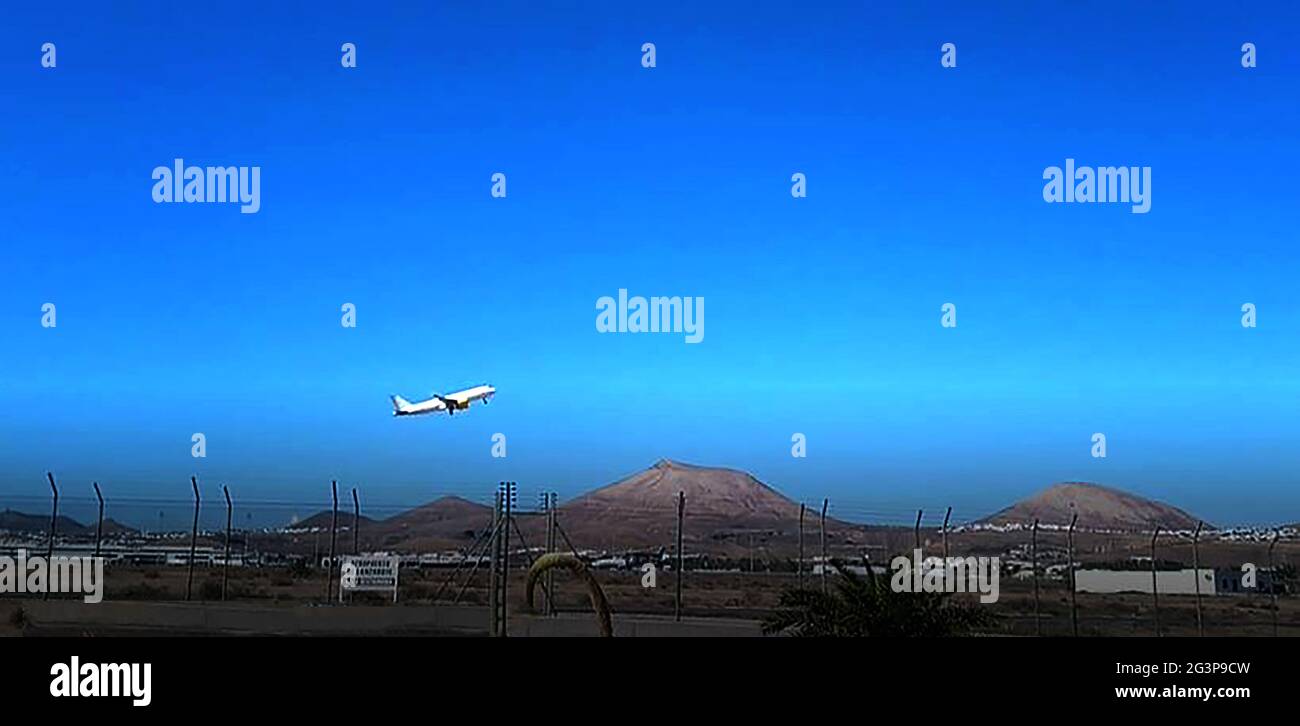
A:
[
  {"xmin": 187, "ymin": 476, "xmax": 200, "ymax": 602},
  {"xmin": 549, "ymin": 492, "xmax": 558, "ymax": 615},
  {"xmin": 819, "ymin": 498, "xmax": 828, "ymax": 593},
  {"xmin": 537, "ymin": 493, "xmax": 549, "ymax": 614},
  {"xmin": 1067, "ymin": 513, "xmax": 1078, "ymax": 637},
  {"xmin": 1150, "ymin": 526, "xmax": 1161, "ymax": 637},
  {"xmin": 914, "ymin": 509, "xmax": 923, "ymax": 552},
  {"xmin": 675, "ymin": 491, "xmax": 685, "ymax": 621},
  {"xmin": 1031, "ymin": 519, "xmax": 1040, "ymax": 636},
  {"xmin": 798, "ymin": 503, "xmax": 805, "ymax": 589},
  {"xmin": 541, "ymin": 492, "xmax": 557, "ymax": 615},
  {"xmin": 488, "ymin": 491, "xmax": 501, "ymax": 636},
  {"xmin": 501, "ymin": 482, "xmax": 515, "ymax": 637}
]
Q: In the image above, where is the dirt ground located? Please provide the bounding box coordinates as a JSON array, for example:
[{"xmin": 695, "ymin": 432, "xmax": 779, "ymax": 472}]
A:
[{"xmin": 5, "ymin": 563, "xmax": 1295, "ymax": 636}]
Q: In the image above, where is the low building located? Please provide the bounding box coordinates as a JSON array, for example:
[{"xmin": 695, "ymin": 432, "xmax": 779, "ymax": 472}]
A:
[
  {"xmin": 1214, "ymin": 566, "xmax": 1285, "ymax": 595},
  {"xmin": 1074, "ymin": 568, "xmax": 1214, "ymax": 595},
  {"xmin": 810, "ymin": 563, "xmax": 887, "ymax": 577}
]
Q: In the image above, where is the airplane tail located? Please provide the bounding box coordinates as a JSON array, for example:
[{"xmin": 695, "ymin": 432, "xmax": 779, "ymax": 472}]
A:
[{"xmin": 390, "ymin": 395, "xmax": 412, "ymax": 413}]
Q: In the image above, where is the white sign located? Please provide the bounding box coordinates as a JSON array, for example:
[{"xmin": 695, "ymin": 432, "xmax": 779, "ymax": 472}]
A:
[{"xmin": 339, "ymin": 555, "xmax": 399, "ymax": 602}]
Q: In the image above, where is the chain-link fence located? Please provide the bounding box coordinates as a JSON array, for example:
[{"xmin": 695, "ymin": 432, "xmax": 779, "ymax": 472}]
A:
[{"xmin": 2, "ymin": 480, "xmax": 1296, "ymax": 636}]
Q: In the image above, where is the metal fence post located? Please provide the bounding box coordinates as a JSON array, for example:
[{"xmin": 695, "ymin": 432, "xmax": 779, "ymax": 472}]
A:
[
  {"xmin": 352, "ymin": 487, "xmax": 360, "ymax": 556},
  {"xmin": 222, "ymin": 485, "xmax": 233, "ymax": 601},
  {"xmin": 819, "ymin": 498, "xmax": 828, "ymax": 593},
  {"xmin": 1031, "ymin": 519, "xmax": 1040, "ymax": 636},
  {"xmin": 45, "ymin": 472, "xmax": 58, "ymax": 600},
  {"xmin": 1192, "ymin": 521, "xmax": 1204, "ymax": 637},
  {"xmin": 675, "ymin": 491, "xmax": 685, "ymax": 621},
  {"xmin": 92, "ymin": 481, "xmax": 104, "ymax": 560},
  {"xmin": 1268, "ymin": 530, "xmax": 1279, "ymax": 637},
  {"xmin": 1067, "ymin": 513, "xmax": 1078, "ymax": 637},
  {"xmin": 1150, "ymin": 526, "xmax": 1161, "ymax": 637},
  {"xmin": 326, "ymin": 480, "xmax": 338, "ymax": 601},
  {"xmin": 798, "ymin": 503, "xmax": 805, "ymax": 590},
  {"xmin": 187, "ymin": 476, "xmax": 200, "ymax": 602},
  {"xmin": 942, "ymin": 506, "xmax": 952, "ymax": 561}
]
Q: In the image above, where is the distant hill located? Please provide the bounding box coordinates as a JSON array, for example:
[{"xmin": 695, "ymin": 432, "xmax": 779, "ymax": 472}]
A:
[
  {"xmin": 291, "ymin": 511, "xmax": 377, "ymax": 530},
  {"xmin": 0, "ymin": 509, "xmax": 84, "ymax": 535},
  {"xmin": 21, "ymin": 466, "xmax": 1221, "ymax": 554},
  {"xmin": 979, "ymin": 482, "xmax": 1204, "ymax": 531},
  {"xmin": 382, "ymin": 495, "xmax": 492, "ymax": 530},
  {"xmin": 289, "ymin": 496, "xmax": 492, "ymax": 551},
  {"xmin": 0, "ymin": 509, "xmax": 139, "ymax": 536},
  {"xmin": 377, "ymin": 496, "xmax": 492, "ymax": 544}
]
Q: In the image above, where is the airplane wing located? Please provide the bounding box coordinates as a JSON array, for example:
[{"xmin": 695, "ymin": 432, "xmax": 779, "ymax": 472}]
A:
[{"xmin": 431, "ymin": 393, "xmax": 462, "ymax": 414}]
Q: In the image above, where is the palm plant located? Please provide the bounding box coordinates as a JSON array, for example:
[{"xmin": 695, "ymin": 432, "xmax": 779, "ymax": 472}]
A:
[{"xmin": 763, "ymin": 561, "xmax": 994, "ymax": 637}]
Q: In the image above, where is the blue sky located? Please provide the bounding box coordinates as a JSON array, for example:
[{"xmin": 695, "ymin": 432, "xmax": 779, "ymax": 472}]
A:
[{"xmin": 1, "ymin": 2, "xmax": 1298, "ymax": 527}]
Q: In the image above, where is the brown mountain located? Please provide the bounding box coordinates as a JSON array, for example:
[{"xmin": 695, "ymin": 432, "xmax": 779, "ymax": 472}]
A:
[
  {"xmin": 550, "ymin": 459, "xmax": 866, "ymax": 553},
  {"xmin": 380, "ymin": 496, "xmax": 491, "ymax": 534},
  {"xmin": 277, "ymin": 466, "xmax": 1214, "ymax": 555},
  {"xmin": 564, "ymin": 459, "xmax": 802, "ymax": 523},
  {"xmin": 286, "ymin": 463, "xmax": 829, "ymax": 553},
  {"xmin": 0, "ymin": 509, "xmax": 139, "ymax": 536},
  {"xmin": 284, "ymin": 496, "xmax": 492, "ymax": 552},
  {"xmin": 0, "ymin": 509, "xmax": 87, "ymax": 535},
  {"xmin": 292, "ymin": 496, "xmax": 489, "ymax": 533},
  {"xmin": 369, "ymin": 496, "xmax": 492, "ymax": 549},
  {"xmin": 979, "ymin": 482, "xmax": 1205, "ymax": 531}
]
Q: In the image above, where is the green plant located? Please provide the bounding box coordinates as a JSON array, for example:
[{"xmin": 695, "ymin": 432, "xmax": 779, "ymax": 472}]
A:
[{"xmin": 763, "ymin": 561, "xmax": 994, "ymax": 637}]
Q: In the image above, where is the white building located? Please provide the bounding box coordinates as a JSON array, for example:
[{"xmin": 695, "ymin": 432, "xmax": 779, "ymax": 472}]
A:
[{"xmin": 1074, "ymin": 568, "xmax": 1214, "ymax": 595}]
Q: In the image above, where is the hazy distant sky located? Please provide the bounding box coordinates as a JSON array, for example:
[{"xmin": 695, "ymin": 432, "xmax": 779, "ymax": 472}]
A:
[{"xmin": 2, "ymin": 2, "xmax": 1298, "ymax": 526}]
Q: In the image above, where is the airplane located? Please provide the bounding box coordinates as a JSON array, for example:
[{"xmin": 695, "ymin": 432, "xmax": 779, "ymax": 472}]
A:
[{"xmin": 390, "ymin": 384, "xmax": 496, "ymax": 417}]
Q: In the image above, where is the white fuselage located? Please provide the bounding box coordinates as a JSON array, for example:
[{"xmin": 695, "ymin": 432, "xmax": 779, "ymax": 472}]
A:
[{"xmin": 392, "ymin": 385, "xmax": 495, "ymax": 417}]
